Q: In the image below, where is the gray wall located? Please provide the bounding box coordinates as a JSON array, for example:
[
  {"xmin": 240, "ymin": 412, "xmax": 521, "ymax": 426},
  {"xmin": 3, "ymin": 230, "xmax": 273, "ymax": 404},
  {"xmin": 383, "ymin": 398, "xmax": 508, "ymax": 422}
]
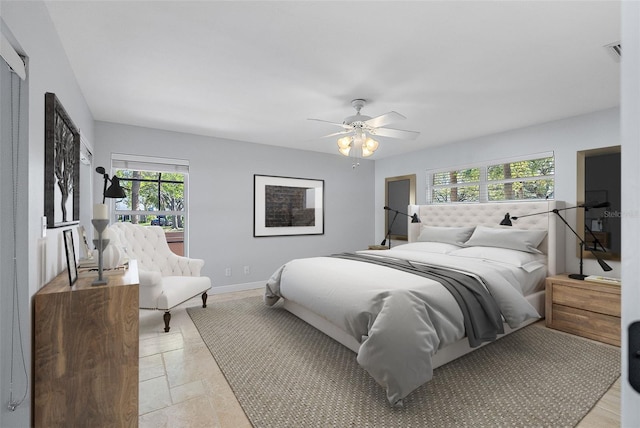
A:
[
  {"xmin": 375, "ymin": 107, "xmax": 621, "ymax": 278},
  {"xmin": 95, "ymin": 108, "xmax": 622, "ymax": 288},
  {"xmin": 94, "ymin": 121, "xmax": 375, "ymax": 288},
  {"xmin": 1, "ymin": 2, "xmax": 96, "ymax": 426}
]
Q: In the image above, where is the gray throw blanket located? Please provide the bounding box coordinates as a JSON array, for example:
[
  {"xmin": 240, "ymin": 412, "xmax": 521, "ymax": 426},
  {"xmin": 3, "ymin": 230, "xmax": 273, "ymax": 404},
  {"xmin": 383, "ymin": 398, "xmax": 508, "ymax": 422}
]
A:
[{"xmin": 331, "ymin": 252, "xmax": 505, "ymax": 347}]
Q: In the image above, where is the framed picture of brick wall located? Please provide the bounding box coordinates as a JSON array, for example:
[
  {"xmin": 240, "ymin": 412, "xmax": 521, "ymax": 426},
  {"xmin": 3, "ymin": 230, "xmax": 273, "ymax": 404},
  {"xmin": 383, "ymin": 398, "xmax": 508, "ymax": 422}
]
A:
[{"xmin": 254, "ymin": 175, "xmax": 324, "ymax": 237}]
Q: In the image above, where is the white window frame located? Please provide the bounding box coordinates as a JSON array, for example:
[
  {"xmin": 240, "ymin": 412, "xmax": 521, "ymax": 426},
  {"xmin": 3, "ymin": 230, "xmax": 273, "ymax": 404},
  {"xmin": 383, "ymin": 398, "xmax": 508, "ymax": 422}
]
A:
[
  {"xmin": 427, "ymin": 152, "xmax": 554, "ymax": 204},
  {"xmin": 111, "ymin": 153, "xmax": 190, "ymax": 255}
]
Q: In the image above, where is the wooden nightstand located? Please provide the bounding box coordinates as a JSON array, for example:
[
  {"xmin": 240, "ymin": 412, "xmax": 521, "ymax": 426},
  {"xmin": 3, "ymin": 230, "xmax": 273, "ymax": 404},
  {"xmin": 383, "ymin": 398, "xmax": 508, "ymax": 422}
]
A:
[
  {"xmin": 367, "ymin": 245, "xmax": 389, "ymax": 250},
  {"xmin": 545, "ymin": 274, "xmax": 621, "ymax": 346}
]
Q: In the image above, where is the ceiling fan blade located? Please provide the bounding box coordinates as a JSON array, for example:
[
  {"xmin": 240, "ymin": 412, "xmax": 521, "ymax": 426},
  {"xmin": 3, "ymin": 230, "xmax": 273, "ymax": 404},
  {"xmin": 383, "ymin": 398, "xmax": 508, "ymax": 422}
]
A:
[
  {"xmin": 320, "ymin": 130, "xmax": 352, "ymax": 138},
  {"xmin": 372, "ymin": 127, "xmax": 420, "ymax": 140},
  {"xmin": 308, "ymin": 118, "xmax": 351, "ymax": 129},
  {"xmin": 364, "ymin": 111, "xmax": 406, "ymax": 128}
]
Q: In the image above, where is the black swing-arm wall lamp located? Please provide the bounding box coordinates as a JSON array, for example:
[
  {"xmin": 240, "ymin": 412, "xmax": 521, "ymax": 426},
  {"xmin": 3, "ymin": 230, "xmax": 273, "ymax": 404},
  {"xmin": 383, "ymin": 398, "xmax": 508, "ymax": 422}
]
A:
[
  {"xmin": 500, "ymin": 202, "xmax": 612, "ymax": 280},
  {"xmin": 381, "ymin": 206, "xmax": 421, "ymax": 249},
  {"xmin": 95, "ymin": 166, "xmax": 126, "ymax": 203}
]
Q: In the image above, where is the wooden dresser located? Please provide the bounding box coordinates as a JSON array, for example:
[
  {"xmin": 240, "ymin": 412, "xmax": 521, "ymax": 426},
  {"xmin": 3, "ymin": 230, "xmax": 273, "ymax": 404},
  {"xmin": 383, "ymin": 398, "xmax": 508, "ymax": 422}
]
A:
[
  {"xmin": 545, "ymin": 274, "xmax": 621, "ymax": 346},
  {"xmin": 33, "ymin": 261, "xmax": 140, "ymax": 427}
]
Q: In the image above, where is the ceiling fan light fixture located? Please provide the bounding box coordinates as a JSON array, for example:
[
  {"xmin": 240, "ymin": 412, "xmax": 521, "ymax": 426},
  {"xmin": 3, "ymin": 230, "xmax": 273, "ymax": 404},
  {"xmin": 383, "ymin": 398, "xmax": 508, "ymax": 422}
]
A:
[
  {"xmin": 361, "ymin": 137, "xmax": 378, "ymax": 157},
  {"xmin": 364, "ymin": 137, "xmax": 379, "ymax": 151},
  {"xmin": 337, "ymin": 136, "xmax": 352, "ymax": 156},
  {"xmin": 338, "ymin": 146, "xmax": 352, "ymax": 156},
  {"xmin": 313, "ymin": 98, "xmax": 419, "ymax": 162}
]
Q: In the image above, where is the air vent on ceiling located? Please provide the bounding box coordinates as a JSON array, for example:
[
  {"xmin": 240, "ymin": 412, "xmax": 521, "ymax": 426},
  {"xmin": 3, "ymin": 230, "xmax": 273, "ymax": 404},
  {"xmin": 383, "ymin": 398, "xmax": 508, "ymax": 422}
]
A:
[{"xmin": 605, "ymin": 42, "xmax": 621, "ymax": 62}]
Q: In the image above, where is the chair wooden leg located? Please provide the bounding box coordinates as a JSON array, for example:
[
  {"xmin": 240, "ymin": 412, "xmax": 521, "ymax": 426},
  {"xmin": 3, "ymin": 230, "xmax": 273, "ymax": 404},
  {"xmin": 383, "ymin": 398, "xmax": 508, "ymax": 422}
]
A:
[
  {"xmin": 202, "ymin": 291, "xmax": 208, "ymax": 308},
  {"xmin": 163, "ymin": 311, "xmax": 171, "ymax": 332}
]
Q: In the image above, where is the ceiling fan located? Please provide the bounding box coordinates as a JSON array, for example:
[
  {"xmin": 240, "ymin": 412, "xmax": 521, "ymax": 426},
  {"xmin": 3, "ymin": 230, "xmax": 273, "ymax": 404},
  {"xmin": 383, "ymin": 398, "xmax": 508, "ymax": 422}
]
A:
[{"xmin": 309, "ymin": 99, "xmax": 420, "ymax": 158}]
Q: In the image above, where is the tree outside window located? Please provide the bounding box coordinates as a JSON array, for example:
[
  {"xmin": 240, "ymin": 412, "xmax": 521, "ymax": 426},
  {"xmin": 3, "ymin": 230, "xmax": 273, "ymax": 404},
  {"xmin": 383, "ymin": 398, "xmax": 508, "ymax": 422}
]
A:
[
  {"xmin": 429, "ymin": 155, "xmax": 554, "ymax": 204},
  {"xmin": 113, "ymin": 169, "xmax": 186, "ymax": 255},
  {"xmin": 432, "ymin": 168, "xmax": 480, "ymax": 203}
]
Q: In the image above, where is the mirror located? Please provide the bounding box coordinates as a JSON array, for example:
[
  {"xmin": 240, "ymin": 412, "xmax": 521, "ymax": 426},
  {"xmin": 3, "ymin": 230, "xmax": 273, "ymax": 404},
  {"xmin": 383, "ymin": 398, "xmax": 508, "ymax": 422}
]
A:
[
  {"xmin": 384, "ymin": 174, "xmax": 416, "ymax": 241},
  {"xmin": 577, "ymin": 146, "xmax": 621, "ymax": 261}
]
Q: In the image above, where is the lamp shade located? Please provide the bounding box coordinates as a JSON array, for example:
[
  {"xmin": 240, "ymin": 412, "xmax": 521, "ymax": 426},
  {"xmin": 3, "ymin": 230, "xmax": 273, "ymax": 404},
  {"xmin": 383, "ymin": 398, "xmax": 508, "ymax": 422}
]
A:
[
  {"xmin": 104, "ymin": 176, "xmax": 126, "ymax": 199},
  {"xmin": 499, "ymin": 213, "xmax": 512, "ymax": 226},
  {"xmin": 361, "ymin": 138, "xmax": 379, "ymax": 157},
  {"xmin": 337, "ymin": 136, "xmax": 352, "ymax": 156},
  {"xmin": 337, "ymin": 134, "xmax": 379, "ymax": 158}
]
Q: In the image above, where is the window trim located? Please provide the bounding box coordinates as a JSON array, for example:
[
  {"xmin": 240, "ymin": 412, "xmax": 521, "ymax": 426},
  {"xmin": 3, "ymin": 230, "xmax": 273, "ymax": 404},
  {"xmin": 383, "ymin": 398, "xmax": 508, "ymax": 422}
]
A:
[
  {"xmin": 427, "ymin": 152, "xmax": 554, "ymax": 204},
  {"xmin": 111, "ymin": 154, "xmax": 189, "ymax": 255}
]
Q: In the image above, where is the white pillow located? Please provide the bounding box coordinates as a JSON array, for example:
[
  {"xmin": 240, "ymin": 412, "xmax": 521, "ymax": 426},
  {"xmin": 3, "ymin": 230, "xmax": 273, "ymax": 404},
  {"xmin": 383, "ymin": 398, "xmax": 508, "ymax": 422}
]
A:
[
  {"xmin": 417, "ymin": 226, "xmax": 475, "ymax": 245},
  {"xmin": 450, "ymin": 246, "xmax": 547, "ymax": 272},
  {"xmin": 395, "ymin": 242, "xmax": 462, "ymax": 254},
  {"xmin": 464, "ymin": 226, "xmax": 547, "ymax": 254}
]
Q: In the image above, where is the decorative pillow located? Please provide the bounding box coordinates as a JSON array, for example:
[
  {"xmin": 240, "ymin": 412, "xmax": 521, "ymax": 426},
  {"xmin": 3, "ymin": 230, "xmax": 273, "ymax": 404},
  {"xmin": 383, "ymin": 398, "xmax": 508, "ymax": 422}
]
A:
[
  {"xmin": 416, "ymin": 226, "xmax": 475, "ymax": 245},
  {"xmin": 464, "ymin": 226, "xmax": 547, "ymax": 254},
  {"xmin": 394, "ymin": 242, "xmax": 463, "ymax": 254},
  {"xmin": 450, "ymin": 246, "xmax": 546, "ymax": 272}
]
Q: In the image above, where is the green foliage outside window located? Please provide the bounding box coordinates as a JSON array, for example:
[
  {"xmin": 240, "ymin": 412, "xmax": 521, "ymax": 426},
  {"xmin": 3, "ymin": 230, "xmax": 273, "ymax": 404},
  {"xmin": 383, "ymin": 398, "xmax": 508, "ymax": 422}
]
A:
[
  {"xmin": 430, "ymin": 156, "xmax": 554, "ymax": 203},
  {"xmin": 432, "ymin": 168, "xmax": 480, "ymax": 185},
  {"xmin": 114, "ymin": 170, "xmax": 185, "ymax": 229},
  {"xmin": 432, "ymin": 168, "xmax": 480, "ymax": 202}
]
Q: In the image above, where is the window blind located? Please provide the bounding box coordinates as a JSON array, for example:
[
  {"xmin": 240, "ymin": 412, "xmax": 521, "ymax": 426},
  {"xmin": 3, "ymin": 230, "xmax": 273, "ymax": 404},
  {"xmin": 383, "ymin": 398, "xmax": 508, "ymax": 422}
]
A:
[
  {"xmin": 427, "ymin": 152, "xmax": 554, "ymax": 204},
  {"xmin": 111, "ymin": 153, "xmax": 189, "ymax": 174}
]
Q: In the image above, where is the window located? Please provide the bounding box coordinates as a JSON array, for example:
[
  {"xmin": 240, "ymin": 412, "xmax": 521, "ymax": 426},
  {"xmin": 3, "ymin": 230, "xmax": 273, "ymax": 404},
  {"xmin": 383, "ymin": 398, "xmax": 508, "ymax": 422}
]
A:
[
  {"xmin": 111, "ymin": 155, "xmax": 188, "ymax": 255},
  {"xmin": 431, "ymin": 168, "xmax": 481, "ymax": 203},
  {"xmin": 428, "ymin": 153, "xmax": 554, "ymax": 204}
]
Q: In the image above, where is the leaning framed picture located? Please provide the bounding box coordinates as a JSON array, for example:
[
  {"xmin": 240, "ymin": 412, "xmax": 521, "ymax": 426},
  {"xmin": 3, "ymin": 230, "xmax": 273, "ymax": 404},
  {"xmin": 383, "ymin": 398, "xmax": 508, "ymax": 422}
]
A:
[
  {"xmin": 254, "ymin": 174, "xmax": 324, "ymax": 237},
  {"xmin": 63, "ymin": 229, "xmax": 78, "ymax": 286},
  {"xmin": 44, "ymin": 92, "xmax": 80, "ymax": 229}
]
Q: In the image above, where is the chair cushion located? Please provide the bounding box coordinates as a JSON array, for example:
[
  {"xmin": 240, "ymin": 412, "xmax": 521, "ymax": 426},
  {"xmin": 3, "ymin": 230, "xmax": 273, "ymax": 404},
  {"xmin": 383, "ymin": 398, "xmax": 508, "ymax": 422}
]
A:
[
  {"xmin": 155, "ymin": 276, "xmax": 212, "ymax": 310},
  {"xmin": 138, "ymin": 270, "xmax": 164, "ymax": 309}
]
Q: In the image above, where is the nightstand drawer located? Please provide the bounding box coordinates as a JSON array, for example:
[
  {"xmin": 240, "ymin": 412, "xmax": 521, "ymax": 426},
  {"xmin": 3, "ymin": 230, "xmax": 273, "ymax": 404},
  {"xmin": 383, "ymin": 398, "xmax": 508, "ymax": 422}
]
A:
[
  {"xmin": 550, "ymin": 283, "xmax": 621, "ymax": 317},
  {"xmin": 550, "ymin": 303, "xmax": 620, "ymax": 346},
  {"xmin": 545, "ymin": 274, "xmax": 621, "ymax": 346}
]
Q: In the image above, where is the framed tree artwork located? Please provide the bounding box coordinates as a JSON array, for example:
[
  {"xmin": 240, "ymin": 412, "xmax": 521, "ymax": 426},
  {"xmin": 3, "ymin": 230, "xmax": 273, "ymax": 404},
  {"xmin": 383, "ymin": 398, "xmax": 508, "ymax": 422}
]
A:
[{"xmin": 44, "ymin": 92, "xmax": 80, "ymax": 228}]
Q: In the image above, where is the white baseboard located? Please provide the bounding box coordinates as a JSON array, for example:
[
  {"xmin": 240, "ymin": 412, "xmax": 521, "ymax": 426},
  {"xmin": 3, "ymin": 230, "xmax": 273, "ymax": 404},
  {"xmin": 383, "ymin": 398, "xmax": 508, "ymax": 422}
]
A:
[{"xmin": 207, "ymin": 281, "xmax": 264, "ymax": 295}]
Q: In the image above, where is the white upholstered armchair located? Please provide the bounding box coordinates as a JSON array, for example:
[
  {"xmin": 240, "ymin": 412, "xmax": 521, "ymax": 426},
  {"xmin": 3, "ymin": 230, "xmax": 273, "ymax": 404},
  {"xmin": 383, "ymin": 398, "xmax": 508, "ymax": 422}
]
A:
[{"xmin": 108, "ymin": 222, "xmax": 211, "ymax": 332}]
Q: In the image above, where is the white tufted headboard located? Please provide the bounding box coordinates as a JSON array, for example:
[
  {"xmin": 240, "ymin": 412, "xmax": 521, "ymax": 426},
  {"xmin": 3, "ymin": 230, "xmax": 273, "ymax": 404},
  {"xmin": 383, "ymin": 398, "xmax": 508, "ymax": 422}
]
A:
[{"xmin": 408, "ymin": 201, "xmax": 566, "ymax": 275}]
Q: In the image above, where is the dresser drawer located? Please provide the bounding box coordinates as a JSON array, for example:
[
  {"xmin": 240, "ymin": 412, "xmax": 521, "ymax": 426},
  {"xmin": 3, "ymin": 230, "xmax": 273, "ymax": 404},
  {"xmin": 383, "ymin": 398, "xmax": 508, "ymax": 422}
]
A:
[{"xmin": 550, "ymin": 282, "xmax": 621, "ymax": 317}]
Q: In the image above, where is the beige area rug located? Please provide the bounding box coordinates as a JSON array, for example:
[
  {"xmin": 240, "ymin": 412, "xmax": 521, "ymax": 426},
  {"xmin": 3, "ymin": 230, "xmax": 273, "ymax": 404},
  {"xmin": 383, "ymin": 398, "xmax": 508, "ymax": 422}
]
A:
[{"xmin": 188, "ymin": 296, "xmax": 620, "ymax": 427}]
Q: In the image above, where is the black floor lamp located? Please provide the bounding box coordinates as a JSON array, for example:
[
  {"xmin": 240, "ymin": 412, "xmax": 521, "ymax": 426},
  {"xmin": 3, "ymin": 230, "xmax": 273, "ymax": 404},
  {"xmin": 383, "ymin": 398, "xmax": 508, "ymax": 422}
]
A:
[
  {"xmin": 381, "ymin": 206, "xmax": 421, "ymax": 249},
  {"xmin": 500, "ymin": 202, "xmax": 612, "ymax": 280}
]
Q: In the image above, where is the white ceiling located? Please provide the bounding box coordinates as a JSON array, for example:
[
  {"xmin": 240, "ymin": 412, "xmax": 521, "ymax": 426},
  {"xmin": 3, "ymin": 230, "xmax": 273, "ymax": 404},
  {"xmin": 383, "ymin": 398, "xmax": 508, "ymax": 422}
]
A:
[{"xmin": 44, "ymin": 1, "xmax": 621, "ymax": 159}]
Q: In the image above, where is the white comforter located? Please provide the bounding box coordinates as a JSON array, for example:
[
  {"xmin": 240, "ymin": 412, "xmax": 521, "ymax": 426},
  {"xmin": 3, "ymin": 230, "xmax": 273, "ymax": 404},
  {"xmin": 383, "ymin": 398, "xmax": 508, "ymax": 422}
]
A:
[{"xmin": 264, "ymin": 245, "xmax": 543, "ymax": 405}]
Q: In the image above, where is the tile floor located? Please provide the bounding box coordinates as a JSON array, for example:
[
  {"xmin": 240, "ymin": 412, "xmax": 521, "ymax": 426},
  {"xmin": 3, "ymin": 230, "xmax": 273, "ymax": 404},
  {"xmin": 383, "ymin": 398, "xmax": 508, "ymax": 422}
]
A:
[
  {"xmin": 138, "ymin": 289, "xmax": 260, "ymax": 428},
  {"xmin": 138, "ymin": 288, "xmax": 620, "ymax": 427}
]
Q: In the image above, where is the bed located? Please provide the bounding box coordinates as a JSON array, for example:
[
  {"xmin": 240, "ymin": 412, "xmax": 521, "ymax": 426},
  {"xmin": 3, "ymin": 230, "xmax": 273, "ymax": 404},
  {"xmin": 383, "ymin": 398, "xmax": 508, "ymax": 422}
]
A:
[{"xmin": 265, "ymin": 201, "xmax": 566, "ymax": 405}]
